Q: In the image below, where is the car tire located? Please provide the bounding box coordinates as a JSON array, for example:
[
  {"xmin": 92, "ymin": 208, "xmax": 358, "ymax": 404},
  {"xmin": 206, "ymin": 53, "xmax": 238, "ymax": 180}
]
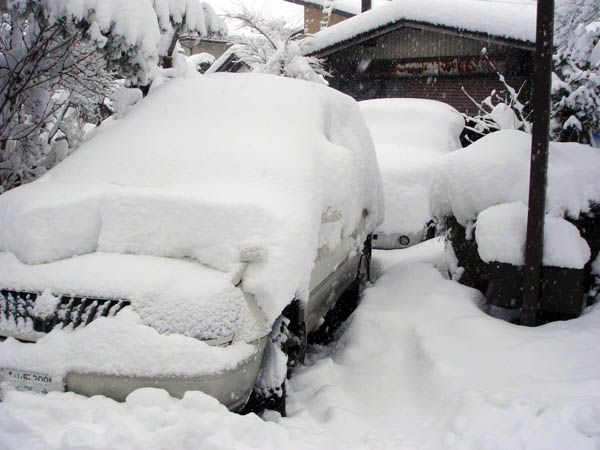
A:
[{"xmin": 242, "ymin": 301, "xmax": 306, "ymax": 417}]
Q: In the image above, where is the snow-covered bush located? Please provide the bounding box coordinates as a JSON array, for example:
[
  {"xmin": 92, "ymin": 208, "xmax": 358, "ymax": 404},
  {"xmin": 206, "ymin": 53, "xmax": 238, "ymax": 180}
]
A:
[
  {"xmin": 226, "ymin": 6, "xmax": 328, "ymax": 84},
  {"xmin": 0, "ymin": 0, "xmax": 225, "ymax": 193},
  {"xmin": 552, "ymin": 0, "xmax": 600, "ymax": 144},
  {"xmin": 461, "ymin": 53, "xmax": 531, "ymax": 145}
]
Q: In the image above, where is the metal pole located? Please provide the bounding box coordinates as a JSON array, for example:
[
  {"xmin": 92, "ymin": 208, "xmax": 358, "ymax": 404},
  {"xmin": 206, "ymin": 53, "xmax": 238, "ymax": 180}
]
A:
[
  {"xmin": 521, "ymin": 0, "xmax": 555, "ymax": 326},
  {"xmin": 361, "ymin": 0, "xmax": 372, "ymax": 12}
]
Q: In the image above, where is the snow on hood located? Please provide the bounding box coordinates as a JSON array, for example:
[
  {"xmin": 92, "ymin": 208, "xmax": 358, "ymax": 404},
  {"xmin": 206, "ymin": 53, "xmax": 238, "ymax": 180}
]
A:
[
  {"xmin": 431, "ymin": 130, "xmax": 600, "ymax": 227},
  {"xmin": 0, "ymin": 309, "xmax": 257, "ymax": 378},
  {"xmin": 0, "ymin": 252, "xmax": 263, "ymax": 341},
  {"xmin": 360, "ymin": 98, "xmax": 463, "ymax": 234},
  {"xmin": 0, "ymin": 74, "xmax": 384, "ymax": 324}
]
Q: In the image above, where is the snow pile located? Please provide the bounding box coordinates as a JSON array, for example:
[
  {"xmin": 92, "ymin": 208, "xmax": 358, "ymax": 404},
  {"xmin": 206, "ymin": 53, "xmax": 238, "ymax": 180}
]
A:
[
  {"xmin": 476, "ymin": 202, "xmax": 591, "ymax": 268},
  {"xmin": 431, "ymin": 130, "xmax": 600, "ymax": 227},
  {"xmin": 303, "ymin": 0, "xmax": 536, "ymax": 54},
  {"xmin": 2, "ymin": 242, "xmax": 600, "ymax": 449},
  {"xmin": 0, "ymin": 310, "xmax": 256, "ymax": 378},
  {"xmin": 0, "ymin": 74, "xmax": 383, "ymax": 324},
  {"xmin": 360, "ymin": 98, "xmax": 463, "ymax": 235}
]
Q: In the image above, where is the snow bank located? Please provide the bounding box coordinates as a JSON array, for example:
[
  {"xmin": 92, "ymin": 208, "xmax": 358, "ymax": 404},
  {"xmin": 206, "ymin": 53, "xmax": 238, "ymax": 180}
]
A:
[
  {"xmin": 3, "ymin": 242, "xmax": 600, "ymax": 449},
  {"xmin": 0, "ymin": 310, "xmax": 256, "ymax": 378},
  {"xmin": 431, "ymin": 130, "xmax": 600, "ymax": 227},
  {"xmin": 303, "ymin": 0, "xmax": 536, "ymax": 55},
  {"xmin": 360, "ymin": 98, "xmax": 463, "ymax": 234},
  {"xmin": 476, "ymin": 202, "xmax": 591, "ymax": 268},
  {"xmin": 0, "ymin": 74, "xmax": 383, "ymax": 324}
]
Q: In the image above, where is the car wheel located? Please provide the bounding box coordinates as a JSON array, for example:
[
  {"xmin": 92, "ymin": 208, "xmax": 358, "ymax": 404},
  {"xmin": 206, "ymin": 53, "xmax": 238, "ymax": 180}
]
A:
[
  {"xmin": 308, "ymin": 235, "xmax": 372, "ymax": 345},
  {"xmin": 242, "ymin": 301, "xmax": 306, "ymax": 417}
]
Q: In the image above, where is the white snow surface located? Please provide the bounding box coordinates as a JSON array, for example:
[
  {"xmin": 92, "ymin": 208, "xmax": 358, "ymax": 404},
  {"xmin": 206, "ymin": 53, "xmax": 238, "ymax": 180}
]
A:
[
  {"xmin": 303, "ymin": 0, "xmax": 536, "ymax": 55},
  {"xmin": 431, "ymin": 130, "xmax": 600, "ymax": 227},
  {"xmin": 0, "ymin": 74, "xmax": 383, "ymax": 324},
  {"xmin": 360, "ymin": 98, "xmax": 463, "ymax": 234},
  {"xmin": 476, "ymin": 202, "xmax": 591, "ymax": 269},
  {"xmin": 2, "ymin": 241, "xmax": 600, "ymax": 449}
]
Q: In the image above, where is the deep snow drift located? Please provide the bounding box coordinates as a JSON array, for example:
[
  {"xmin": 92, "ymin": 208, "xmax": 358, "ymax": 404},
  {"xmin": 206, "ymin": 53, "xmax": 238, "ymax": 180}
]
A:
[{"xmin": 2, "ymin": 241, "xmax": 599, "ymax": 449}]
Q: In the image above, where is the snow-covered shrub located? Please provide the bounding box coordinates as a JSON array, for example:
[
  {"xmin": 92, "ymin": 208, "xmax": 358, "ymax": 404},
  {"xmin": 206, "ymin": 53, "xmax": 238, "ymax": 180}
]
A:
[
  {"xmin": 461, "ymin": 53, "xmax": 531, "ymax": 145},
  {"xmin": 552, "ymin": 0, "xmax": 600, "ymax": 144},
  {"xmin": 226, "ymin": 6, "xmax": 328, "ymax": 84},
  {"xmin": 0, "ymin": 0, "xmax": 225, "ymax": 193}
]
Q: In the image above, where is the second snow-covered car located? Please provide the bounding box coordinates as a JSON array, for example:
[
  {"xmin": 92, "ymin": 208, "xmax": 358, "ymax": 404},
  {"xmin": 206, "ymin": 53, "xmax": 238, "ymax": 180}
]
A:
[
  {"xmin": 0, "ymin": 74, "xmax": 384, "ymax": 415},
  {"xmin": 359, "ymin": 98, "xmax": 463, "ymax": 249}
]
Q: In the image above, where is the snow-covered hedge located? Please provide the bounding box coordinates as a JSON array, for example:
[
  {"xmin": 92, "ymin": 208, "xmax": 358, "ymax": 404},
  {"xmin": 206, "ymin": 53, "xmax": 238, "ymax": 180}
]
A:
[{"xmin": 431, "ymin": 130, "xmax": 600, "ymax": 227}]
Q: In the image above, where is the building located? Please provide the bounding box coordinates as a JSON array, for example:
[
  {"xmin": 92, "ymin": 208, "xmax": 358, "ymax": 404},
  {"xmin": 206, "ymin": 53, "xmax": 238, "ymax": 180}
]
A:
[
  {"xmin": 294, "ymin": 0, "xmax": 537, "ymax": 114},
  {"xmin": 179, "ymin": 36, "xmax": 231, "ymax": 60},
  {"xmin": 286, "ymin": 0, "xmax": 389, "ymax": 34}
]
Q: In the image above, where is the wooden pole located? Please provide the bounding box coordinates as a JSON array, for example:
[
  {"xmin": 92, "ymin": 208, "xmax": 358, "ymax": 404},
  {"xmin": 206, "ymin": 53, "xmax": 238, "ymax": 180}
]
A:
[{"xmin": 521, "ymin": 0, "xmax": 555, "ymax": 326}]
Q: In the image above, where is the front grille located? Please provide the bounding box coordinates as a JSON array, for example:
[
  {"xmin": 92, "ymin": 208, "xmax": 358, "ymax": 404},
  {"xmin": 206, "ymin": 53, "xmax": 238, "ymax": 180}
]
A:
[{"xmin": 0, "ymin": 289, "xmax": 130, "ymax": 339}]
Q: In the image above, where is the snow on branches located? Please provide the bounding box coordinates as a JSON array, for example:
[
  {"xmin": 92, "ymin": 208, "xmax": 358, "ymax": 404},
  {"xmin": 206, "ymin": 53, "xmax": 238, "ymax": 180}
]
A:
[
  {"xmin": 226, "ymin": 6, "xmax": 328, "ymax": 84},
  {"xmin": 552, "ymin": 0, "xmax": 600, "ymax": 143},
  {"xmin": 0, "ymin": 0, "xmax": 225, "ymax": 192},
  {"xmin": 461, "ymin": 51, "xmax": 531, "ymax": 145}
]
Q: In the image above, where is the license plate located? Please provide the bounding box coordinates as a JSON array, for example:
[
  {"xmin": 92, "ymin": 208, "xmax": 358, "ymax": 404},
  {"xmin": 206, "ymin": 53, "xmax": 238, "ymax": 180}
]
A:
[{"xmin": 0, "ymin": 368, "xmax": 65, "ymax": 397}]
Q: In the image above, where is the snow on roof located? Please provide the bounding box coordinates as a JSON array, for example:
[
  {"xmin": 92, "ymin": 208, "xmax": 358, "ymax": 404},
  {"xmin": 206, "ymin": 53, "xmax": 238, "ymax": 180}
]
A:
[
  {"xmin": 0, "ymin": 73, "xmax": 383, "ymax": 324},
  {"xmin": 302, "ymin": 0, "xmax": 537, "ymax": 55},
  {"xmin": 204, "ymin": 46, "xmax": 246, "ymax": 73}
]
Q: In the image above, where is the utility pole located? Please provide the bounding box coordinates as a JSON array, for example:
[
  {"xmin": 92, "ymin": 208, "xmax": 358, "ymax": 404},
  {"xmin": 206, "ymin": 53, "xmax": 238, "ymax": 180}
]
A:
[{"xmin": 521, "ymin": 0, "xmax": 555, "ymax": 326}]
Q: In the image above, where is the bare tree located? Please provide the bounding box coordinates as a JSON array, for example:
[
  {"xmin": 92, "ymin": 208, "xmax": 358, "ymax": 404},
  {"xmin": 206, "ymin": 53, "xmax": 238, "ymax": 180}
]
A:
[{"xmin": 0, "ymin": 0, "xmax": 226, "ymax": 192}]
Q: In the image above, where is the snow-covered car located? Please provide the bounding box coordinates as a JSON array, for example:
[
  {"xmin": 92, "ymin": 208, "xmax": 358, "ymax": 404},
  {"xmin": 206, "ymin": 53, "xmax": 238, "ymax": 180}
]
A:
[
  {"xmin": 0, "ymin": 74, "xmax": 384, "ymax": 414},
  {"xmin": 359, "ymin": 99, "xmax": 464, "ymax": 249}
]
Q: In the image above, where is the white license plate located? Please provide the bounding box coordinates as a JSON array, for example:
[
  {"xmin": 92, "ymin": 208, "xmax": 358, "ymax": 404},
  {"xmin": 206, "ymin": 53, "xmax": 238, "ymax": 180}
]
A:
[{"xmin": 0, "ymin": 368, "xmax": 65, "ymax": 397}]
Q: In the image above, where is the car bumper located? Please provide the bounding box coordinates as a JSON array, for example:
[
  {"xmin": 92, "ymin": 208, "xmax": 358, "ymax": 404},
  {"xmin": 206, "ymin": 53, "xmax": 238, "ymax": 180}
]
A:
[
  {"xmin": 372, "ymin": 231, "xmax": 424, "ymax": 250},
  {"xmin": 2, "ymin": 336, "xmax": 267, "ymax": 411}
]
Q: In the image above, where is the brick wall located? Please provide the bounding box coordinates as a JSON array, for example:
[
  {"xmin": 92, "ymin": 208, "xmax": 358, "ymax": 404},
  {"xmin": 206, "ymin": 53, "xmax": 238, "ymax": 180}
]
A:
[{"xmin": 330, "ymin": 75, "xmax": 530, "ymax": 115}]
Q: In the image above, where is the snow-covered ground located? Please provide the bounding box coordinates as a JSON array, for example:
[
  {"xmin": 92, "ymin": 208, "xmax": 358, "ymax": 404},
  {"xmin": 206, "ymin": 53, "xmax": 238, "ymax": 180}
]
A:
[{"xmin": 2, "ymin": 240, "xmax": 599, "ymax": 449}]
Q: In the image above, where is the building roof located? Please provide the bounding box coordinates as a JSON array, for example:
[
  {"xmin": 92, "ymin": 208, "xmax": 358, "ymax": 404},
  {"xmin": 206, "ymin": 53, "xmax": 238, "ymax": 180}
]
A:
[{"xmin": 301, "ymin": 0, "xmax": 537, "ymax": 56}]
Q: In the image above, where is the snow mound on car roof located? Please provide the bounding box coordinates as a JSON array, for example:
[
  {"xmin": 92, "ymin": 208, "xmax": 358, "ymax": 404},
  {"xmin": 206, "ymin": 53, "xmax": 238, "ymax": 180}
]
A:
[
  {"xmin": 359, "ymin": 98, "xmax": 463, "ymax": 235},
  {"xmin": 0, "ymin": 74, "xmax": 383, "ymax": 323},
  {"xmin": 431, "ymin": 130, "xmax": 600, "ymax": 227}
]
